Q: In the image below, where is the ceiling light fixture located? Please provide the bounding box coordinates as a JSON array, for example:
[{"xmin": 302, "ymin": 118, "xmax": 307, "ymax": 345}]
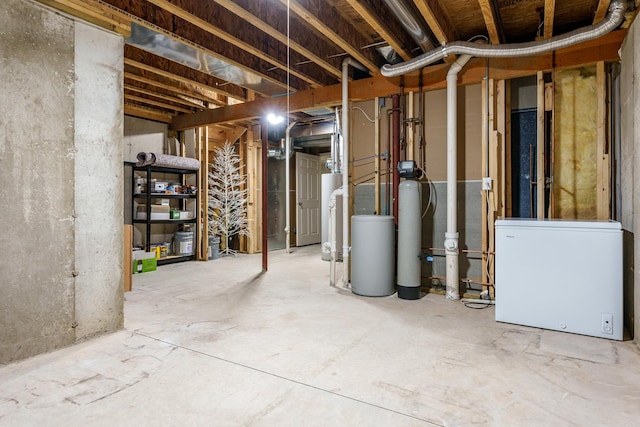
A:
[{"xmin": 267, "ymin": 113, "xmax": 284, "ymax": 125}]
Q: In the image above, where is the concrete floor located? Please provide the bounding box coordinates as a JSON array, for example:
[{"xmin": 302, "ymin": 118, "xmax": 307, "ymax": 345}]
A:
[{"xmin": 1, "ymin": 245, "xmax": 640, "ymax": 426}]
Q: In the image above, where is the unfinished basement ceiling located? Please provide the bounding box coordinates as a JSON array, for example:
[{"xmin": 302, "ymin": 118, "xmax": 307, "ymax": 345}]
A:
[{"xmin": 39, "ymin": 0, "xmax": 635, "ymax": 125}]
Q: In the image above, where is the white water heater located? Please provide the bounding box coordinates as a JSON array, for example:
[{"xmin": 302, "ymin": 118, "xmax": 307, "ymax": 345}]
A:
[
  {"xmin": 397, "ymin": 180, "xmax": 422, "ymax": 300},
  {"xmin": 321, "ymin": 173, "xmax": 342, "ymax": 261}
]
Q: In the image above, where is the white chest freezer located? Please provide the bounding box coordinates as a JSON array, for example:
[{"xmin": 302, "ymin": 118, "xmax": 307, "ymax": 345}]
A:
[{"xmin": 495, "ymin": 219, "xmax": 623, "ymax": 340}]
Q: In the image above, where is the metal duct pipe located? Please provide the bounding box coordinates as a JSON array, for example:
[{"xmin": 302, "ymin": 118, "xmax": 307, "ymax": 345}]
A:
[
  {"xmin": 341, "ymin": 57, "xmax": 368, "ymax": 288},
  {"xmin": 445, "ymin": 54, "xmax": 472, "ymax": 301},
  {"xmin": 382, "ymin": 0, "xmax": 435, "ymax": 52},
  {"xmin": 381, "ymin": 0, "xmax": 625, "ymax": 77}
]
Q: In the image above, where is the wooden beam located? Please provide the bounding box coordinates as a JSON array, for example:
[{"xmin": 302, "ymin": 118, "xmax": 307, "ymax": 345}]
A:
[
  {"xmin": 344, "ymin": 0, "xmax": 420, "ymax": 61},
  {"xmin": 124, "ymin": 104, "xmax": 172, "ymax": 123},
  {"xmin": 171, "ymin": 29, "xmax": 626, "ymax": 129},
  {"xmin": 412, "ymin": 0, "xmax": 455, "ymax": 44},
  {"xmin": 125, "ymin": 94, "xmax": 193, "ymax": 114},
  {"xmin": 282, "ymin": 0, "xmax": 383, "ymax": 74},
  {"xmin": 543, "ymin": 0, "xmax": 556, "ymax": 39},
  {"xmin": 105, "ymin": 0, "xmax": 310, "ymax": 92},
  {"xmin": 172, "ymin": 76, "xmax": 397, "ymax": 129},
  {"xmin": 478, "ymin": 0, "xmax": 501, "ymax": 44},
  {"xmin": 125, "ymin": 44, "xmax": 247, "ymax": 100},
  {"xmin": 146, "ymin": 0, "xmax": 330, "ymax": 88},
  {"xmin": 124, "ymin": 72, "xmax": 224, "ymax": 107},
  {"xmin": 213, "ymin": 0, "xmax": 343, "ymax": 80},
  {"xmin": 594, "ymin": 0, "xmax": 612, "ymax": 24},
  {"xmin": 37, "ymin": 0, "xmax": 131, "ymax": 35},
  {"xmin": 124, "ymin": 84, "xmax": 201, "ymax": 110},
  {"xmin": 124, "ymin": 56, "xmax": 242, "ymax": 103}
]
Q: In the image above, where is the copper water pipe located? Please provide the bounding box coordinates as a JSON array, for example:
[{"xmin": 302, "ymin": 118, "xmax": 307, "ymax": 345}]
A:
[{"xmin": 392, "ymin": 94, "xmax": 401, "ymax": 224}]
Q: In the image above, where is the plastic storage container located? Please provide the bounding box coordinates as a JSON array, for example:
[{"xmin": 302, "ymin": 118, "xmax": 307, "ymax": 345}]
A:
[{"xmin": 174, "ymin": 231, "xmax": 194, "ymax": 256}]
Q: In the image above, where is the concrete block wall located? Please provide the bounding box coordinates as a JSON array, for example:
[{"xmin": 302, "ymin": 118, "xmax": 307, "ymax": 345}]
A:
[
  {"xmin": 620, "ymin": 20, "xmax": 639, "ymax": 346},
  {"xmin": 0, "ymin": 0, "xmax": 124, "ymax": 363},
  {"xmin": 74, "ymin": 22, "xmax": 124, "ymax": 341}
]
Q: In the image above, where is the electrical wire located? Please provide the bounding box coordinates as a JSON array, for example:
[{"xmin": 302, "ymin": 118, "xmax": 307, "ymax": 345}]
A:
[
  {"xmin": 485, "ymin": 189, "xmax": 494, "ymax": 286},
  {"xmin": 419, "ymin": 172, "xmax": 436, "ymax": 219},
  {"xmin": 351, "ymin": 106, "xmax": 376, "ymax": 123},
  {"xmin": 462, "ymin": 300, "xmax": 494, "ymax": 309}
]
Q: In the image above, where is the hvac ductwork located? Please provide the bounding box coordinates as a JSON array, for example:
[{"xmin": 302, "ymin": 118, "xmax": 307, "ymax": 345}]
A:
[
  {"xmin": 382, "ymin": 0, "xmax": 435, "ymax": 52},
  {"xmin": 381, "ymin": 0, "xmax": 626, "ymax": 77}
]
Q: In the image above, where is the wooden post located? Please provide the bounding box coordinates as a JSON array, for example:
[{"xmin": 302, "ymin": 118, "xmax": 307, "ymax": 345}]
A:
[
  {"xmin": 536, "ymin": 71, "xmax": 546, "ymax": 219},
  {"xmin": 201, "ymin": 126, "xmax": 209, "ymax": 260},
  {"xmin": 496, "ymin": 80, "xmax": 507, "ymax": 219},
  {"xmin": 544, "ymin": 80, "xmax": 555, "ymax": 218},
  {"xmin": 245, "ymin": 128, "xmax": 260, "ymax": 254},
  {"xmin": 481, "ymin": 79, "xmax": 489, "ymax": 286},
  {"xmin": 123, "ymin": 224, "xmax": 132, "ymax": 292},
  {"xmin": 261, "ymin": 120, "xmax": 268, "ymax": 272},
  {"xmin": 237, "ymin": 130, "xmax": 247, "ymax": 253},
  {"xmin": 596, "ymin": 61, "xmax": 611, "ymax": 219},
  {"xmin": 482, "ymin": 79, "xmax": 505, "ymax": 297},
  {"xmin": 194, "ymin": 126, "xmax": 208, "ymax": 261}
]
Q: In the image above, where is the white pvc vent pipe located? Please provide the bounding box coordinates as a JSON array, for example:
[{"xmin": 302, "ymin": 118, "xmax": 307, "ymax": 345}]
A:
[
  {"xmin": 445, "ymin": 54, "xmax": 471, "ymax": 300},
  {"xmin": 341, "ymin": 57, "xmax": 368, "ymax": 288}
]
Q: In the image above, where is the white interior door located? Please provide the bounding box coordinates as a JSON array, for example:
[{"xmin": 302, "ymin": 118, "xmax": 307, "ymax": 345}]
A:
[{"xmin": 296, "ymin": 152, "xmax": 321, "ymax": 246}]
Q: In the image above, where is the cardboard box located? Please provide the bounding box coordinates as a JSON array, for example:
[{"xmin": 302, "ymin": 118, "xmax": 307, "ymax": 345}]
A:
[
  {"xmin": 132, "ymin": 257, "xmax": 157, "ymax": 273},
  {"xmin": 136, "ymin": 204, "xmax": 171, "ymax": 220},
  {"xmin": 137, "ymin": 204, "xmax": 170, "ymax": 213},
  {"xmin": 132, "ymin": 251, "xmax": 157, "ymax": 274},
  {"xmin": 153, "ymin": 181, "xmax": 168, "ymax": 192},
  {"xmin": 136, "ymin": 212, "xmax": 170, "ymax": 220}
]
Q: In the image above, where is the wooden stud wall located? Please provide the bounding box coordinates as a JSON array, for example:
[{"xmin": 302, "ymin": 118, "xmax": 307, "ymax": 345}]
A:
[
  {"xmin": 123, "ymin": 224, "xmax": 132, "ymax": 292},
  {"xmin": 596, "ymin": 61, "xmax": 611, "ymax": 219},
  {"xmin": 536, "ymin": 71, "xmax": 546, "ymax": 219},
  {"xmin": 196, "ymin": 126, "xmax": 209, "ymax": 260},
  {"xmin": 246, "ymin": 128, "xmax": 262, "ymax": 254},
  {"xmin": 481, "ymin": 79, "xmax": 506, "ymax": 297}
]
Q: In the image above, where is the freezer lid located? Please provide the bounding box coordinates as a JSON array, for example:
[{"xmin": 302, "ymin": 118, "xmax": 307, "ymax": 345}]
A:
[{"xmin": 495, "ymin": 218, "xmax": 622, "ymax": 231}]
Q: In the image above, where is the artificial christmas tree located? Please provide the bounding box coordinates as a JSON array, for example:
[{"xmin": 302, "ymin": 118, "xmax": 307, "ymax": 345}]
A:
[{"xmin": 208, "ymin": 141, "xmax": 251, "ymax": 255}]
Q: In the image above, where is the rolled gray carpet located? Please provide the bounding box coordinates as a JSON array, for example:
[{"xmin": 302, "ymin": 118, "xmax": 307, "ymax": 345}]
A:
[{"xmin": 136, "ymin": 152, "xmax": 200, "ymax": 170}]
